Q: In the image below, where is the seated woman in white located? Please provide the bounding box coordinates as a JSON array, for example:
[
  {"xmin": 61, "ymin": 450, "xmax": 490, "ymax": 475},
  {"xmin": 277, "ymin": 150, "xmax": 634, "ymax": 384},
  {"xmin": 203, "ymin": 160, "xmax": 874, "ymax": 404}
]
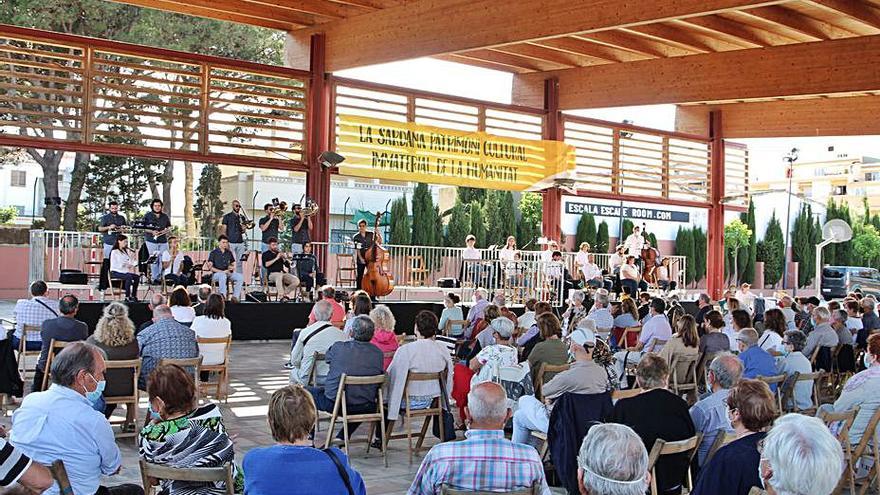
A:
[{"xmin": 191, "ymin": 293, "xmax": 232, "ymax": 365}]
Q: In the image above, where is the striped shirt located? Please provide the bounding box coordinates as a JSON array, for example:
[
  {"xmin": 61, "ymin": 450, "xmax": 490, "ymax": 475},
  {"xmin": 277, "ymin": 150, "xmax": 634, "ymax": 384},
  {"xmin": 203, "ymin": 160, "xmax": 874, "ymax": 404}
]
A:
[
  {"xmin": 0, "ymin": 438, "xmax": 31, "ymax": 487},
  {"xmin": 407, "ymin": 429, "xmax": 551, "ymax": 495}
]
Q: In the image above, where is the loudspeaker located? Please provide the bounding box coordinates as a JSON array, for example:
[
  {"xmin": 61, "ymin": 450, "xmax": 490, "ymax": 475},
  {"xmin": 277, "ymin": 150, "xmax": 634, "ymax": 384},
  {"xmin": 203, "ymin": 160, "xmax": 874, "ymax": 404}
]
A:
[
  {"xmin": 59, "ymin": 270, "xmax": 88, "ymax": 285},
  {"xmin": 438, "ymin": 277, "xmax": 460, "ymax": 288}
]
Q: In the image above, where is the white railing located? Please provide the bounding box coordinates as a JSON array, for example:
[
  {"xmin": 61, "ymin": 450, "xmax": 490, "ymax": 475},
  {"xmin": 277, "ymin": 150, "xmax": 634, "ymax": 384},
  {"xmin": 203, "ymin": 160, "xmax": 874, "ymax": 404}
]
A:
[{"xmin": 28, "ymin": 230, "xmax": 686, "ymax": 302}]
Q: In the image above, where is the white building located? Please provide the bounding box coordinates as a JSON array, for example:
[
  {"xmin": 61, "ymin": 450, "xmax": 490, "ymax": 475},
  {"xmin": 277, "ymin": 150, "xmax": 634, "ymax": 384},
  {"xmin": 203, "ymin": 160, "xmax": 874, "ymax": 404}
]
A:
[{"xmin": 0, "ymin": 156, "xmax": 72, "ymax": 226}]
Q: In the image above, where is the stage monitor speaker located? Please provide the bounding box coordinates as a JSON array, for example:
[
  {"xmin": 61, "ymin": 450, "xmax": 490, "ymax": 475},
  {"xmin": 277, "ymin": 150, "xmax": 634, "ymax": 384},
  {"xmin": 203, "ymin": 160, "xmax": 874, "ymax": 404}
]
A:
[
  {"xmin": 59, "ymin": 271, "xmax": 88, "ymax": 285},
  {"xmin": 437, "ymin": 278, "xmax": 459, "ymax": 289}
]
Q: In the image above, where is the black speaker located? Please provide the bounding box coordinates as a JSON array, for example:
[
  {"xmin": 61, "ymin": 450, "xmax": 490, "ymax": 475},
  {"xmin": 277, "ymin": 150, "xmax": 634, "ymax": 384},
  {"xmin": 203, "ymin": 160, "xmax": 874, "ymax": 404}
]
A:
[
  {"xmin": 59, "ymin": 270, "xmax": 88, "ymax": 285},
  {"xmin": 438, "ymin": 277, "xmax": 460, "ymax": 288}
]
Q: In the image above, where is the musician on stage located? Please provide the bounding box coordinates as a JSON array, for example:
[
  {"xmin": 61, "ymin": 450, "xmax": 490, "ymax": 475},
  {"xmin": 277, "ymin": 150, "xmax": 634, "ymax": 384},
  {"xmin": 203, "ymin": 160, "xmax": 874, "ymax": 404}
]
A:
[
  {"xmin": 262, "ymin": 237, "xmax": 299, "ymax": 301},
  {"xmin": 143, "ymin": 199, "xmax": 171, "ymax": 284},
  {"xmin": 97, "ymin": 200, "xmax": 126, "ymax": 290},
  {"xmin": 620, "ymin": 255, "xmax": 648, "ymax": 297},
  {"xmin": 289, "ymin": 203, "xmax": 311, "ymax": 254},
  {"xmin": 109, "ymin": 234, "xmax": 139, "ymax": 302},
  {"xmin": 258, "ymin": 203, "xmax": 284, "ymax": 282},
  {"xmin": 641, "ymin": 239, "xmax": 660, "ymax": 286},
  {"xmin": 220, "ymin": 200, "xmax": 248, "ymax": 274},
  {"xmin": 296, "ymin": 242, "xmax": 319, "ymax": 296},
  {"xmin": 540, "ymin": 239, "xmax": 559, "ymax": 263},
  {"xmin": 352, "ymin": 219, "xmax": 380, "ymax": 290},
  {"xmin": 624, "ymin": 225, "xmax": 646, "ymax": 271},
  {"xmin": 208, "ymin": 235, "xmax": 244, "ymax": 300},
  {"xmin": 162, "ymin": 236, "xmax": 188, "ymax": 288},
  {"xmin": 581, "ymin": 253, "xmax": 608, "ymax": 290}
]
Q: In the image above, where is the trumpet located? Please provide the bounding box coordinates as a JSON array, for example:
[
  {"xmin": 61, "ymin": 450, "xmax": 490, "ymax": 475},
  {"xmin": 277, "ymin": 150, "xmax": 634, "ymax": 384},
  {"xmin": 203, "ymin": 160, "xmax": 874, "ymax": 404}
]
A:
[
  {"xmin": 269, "ymin": 197, "xmax": 288, "ymax": 214},
  {"xmin": 302, "ymin": 197, "xmax": 319, "ymax": 217}
]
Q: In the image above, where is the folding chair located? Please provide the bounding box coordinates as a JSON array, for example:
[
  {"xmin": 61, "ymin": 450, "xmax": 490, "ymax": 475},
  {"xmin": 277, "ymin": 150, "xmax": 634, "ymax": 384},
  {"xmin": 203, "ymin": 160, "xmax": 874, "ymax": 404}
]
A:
[
  {"xmin": 647, "ymin": 434, "xmax": 703, "ymax": 495},
  {"xmin": 17, "ymin": 324, "xmax": 42, "ymax": 379},
  {"xmin": 104, "ymin": 358, "xmax": 141, "ymax": 438},
  {"xmin": 757, "ymin": 374, "xmax": 786, "ymax": 412},
  {"xmin": 704, "ymin": 430, "xmax": 737, "ymax": 464},
  {"xmin": 535, "ymin": 362, "xmax": 570, "ymax": 401},
  {"xmin": 41, "ymin": 340, "xmax": 72, "ymax": 392},
  {"xmin": 139, "ymin": 460, "xmax": 234, "ymax": 495},
  {"xmin": 844, "ymin": 408, "xmax": 880, "ymax": 495},
  {"xmin": 158, "ymin": 356, "xmax": 203, "ymax": 390},
  {"xmin": 323, "ymin": 373, "xmax": 388, "ymax": 467},
  {"xmin": 386, "ymin": 370, "xmax": 447, "ymax": 464},
  {"xmin": 407, "ymin": 255, "xmax": 429, "ymax": 286},
  {"xmin": 308, "ymin": 352, "xmax": 327, "ymax": 387},
  {"xmin": 440, "ymin": 485, "xmax": 537, "ymax": 495},
  {"xmin": 790, "ymin": 371, "xmax": 825, "ymax": 415},
  {"xmin": 197, "ymin": 336, "xmax": 232, "ymax": 401},
  {"xmin": 335, "ymin": 254, "xmax": 357, "ymax": 288},
  {"xmin": 819, "ymin": 406, "xmax": 859, "ymax": 495},
  {"xmin": 669, "ymin": 353, "xmax": 699, "ymax": 404},
  {"xmin": 620, "ymin": 326, "xmax": 641, "ymax": 350},
  {"xmin": 443, "ymin": 319, "xmax": 468, "ymax": 338},
  {"xmin": 612, "ymin": 388, "xmax": 643, "ymax": 402}
]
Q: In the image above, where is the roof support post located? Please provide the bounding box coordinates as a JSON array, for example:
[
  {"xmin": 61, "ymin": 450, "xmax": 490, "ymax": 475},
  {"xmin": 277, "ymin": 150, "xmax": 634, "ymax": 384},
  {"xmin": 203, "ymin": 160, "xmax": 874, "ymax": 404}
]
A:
[
  {"xmin": 542, "ymin": 78, "xmax": 563, "ymax": 242},
  {"xmin": 306, "ymin": 33, "xmax": 332, "ymax": 243},
  {"xmin": 707, "ymin": 110, "xmax": 726, "ymax": 300}
]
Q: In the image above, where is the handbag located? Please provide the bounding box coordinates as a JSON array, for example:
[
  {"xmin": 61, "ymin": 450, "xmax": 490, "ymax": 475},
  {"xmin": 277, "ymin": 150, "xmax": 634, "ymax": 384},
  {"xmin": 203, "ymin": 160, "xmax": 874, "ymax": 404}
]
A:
[{"xmin": 432, "ymin": 376, "xmax": 457, "ymax": 442}]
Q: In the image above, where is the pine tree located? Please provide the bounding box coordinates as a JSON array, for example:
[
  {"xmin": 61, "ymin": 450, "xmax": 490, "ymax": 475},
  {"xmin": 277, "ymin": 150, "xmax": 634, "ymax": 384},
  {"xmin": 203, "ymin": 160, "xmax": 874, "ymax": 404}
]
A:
[
  {"xmin": 388, "ymin": 196, "xmax": 410, "ymax": 245},
  {"xmin": 575, "ymin": 212, "xmax": 597, "ymax": 249},
  {"xmin": 446, "ymin": 199, "xmax": 470, "ymax": 247},
  {"xmin": 411, "ymin": 183, "xmax": 435, "ymax": 246},
  {"xmin": 596, "ymin": 221, "xmax": 610, "ymax": 253},
  {"xmin": 194, "ymin": 164, "xmax": 224, "ymax": 239},
  {"xmin": 470, "ymin": 202, "xmax": 487, "ymax": 248}
]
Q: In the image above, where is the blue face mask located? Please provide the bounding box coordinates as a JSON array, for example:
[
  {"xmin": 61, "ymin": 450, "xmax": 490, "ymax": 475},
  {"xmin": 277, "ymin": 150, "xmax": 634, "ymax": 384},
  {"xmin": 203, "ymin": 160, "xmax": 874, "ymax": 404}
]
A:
[
  {"xmin": 864, "ymin": 353, "xmax": 873, "ymax": 369},
  {"xmin": 148, "ymin": 402, "xmax": 162, "ymax": 420},
  {"xmin": 810, "ymin": 317, "xmax": 816, "ymax": 327},
  {"xmin": 84, "ymin": 373, "xmax": 105, "ymax": 405}
]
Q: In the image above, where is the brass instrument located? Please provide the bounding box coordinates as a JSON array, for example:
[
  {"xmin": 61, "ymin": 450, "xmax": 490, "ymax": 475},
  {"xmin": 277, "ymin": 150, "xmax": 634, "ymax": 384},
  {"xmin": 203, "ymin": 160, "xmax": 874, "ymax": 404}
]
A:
[
  {"xmin": 301, "ymin": 197, "xmax": 319, "ymax": 218},
  {"xmin": 269, "ymin": 197, "xmax": 288, "ymax": 214},
  {"xmin": 239, "ymin": 212, "xmax": 255, "ymax": 231}
]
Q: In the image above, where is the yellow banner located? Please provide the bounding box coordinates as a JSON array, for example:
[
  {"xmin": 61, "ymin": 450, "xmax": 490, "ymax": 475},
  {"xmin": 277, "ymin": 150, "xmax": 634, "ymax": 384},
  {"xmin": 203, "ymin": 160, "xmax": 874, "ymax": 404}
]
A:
[{"xmin": 335, "ymin": 114, "xmax": 576, "ymax": 191}]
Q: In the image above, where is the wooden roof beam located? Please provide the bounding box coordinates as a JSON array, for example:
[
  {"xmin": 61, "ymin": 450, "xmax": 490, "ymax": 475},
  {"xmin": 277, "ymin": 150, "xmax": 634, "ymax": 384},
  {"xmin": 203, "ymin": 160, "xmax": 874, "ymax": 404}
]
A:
[
  {"xmin": 739, "ymin": 5, "xmax": 842, "ymax": 40},
  {"xmin": 287, "ymin": 0, "xmax": 790, "ymax": 71},
  {"xmin": 107, "ymin": 0, "xmax": 320, "ymax": 28},
  {"xmin": 511, "ymin": 34, "xmax": 880, "ymax": 109},
  {"xmin": 621, "ymin": 23, "xmax": 717, "ymax": 53},
  {"xmin": 677, "ymin": 14, "xmax": 781, "ymax": 46},
  {"xmin": 806, "ymin": 0, "xmax": 880, "ymax": 29},
  {"xmin": 531, "ymin": 37, "xmax": 632, "ymax": 63}
]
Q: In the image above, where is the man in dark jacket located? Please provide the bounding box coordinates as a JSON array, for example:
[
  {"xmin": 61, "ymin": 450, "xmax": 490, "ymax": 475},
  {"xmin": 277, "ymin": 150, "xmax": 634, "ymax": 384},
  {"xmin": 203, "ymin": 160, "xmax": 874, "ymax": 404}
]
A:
[
  {"xmin": 610, "ymin": 353, "xmax": 695, "ymax": 495},
  {"xmin": 859, "ymin": 297, "xmax": 880, "ymax": 350},
  {"xmin": 33, "ymin": 295, "xmax": 88, "ymax": 392},
  {"xmin": 307, "ymin": 315, "xmax": 384, "ymax": 441}
]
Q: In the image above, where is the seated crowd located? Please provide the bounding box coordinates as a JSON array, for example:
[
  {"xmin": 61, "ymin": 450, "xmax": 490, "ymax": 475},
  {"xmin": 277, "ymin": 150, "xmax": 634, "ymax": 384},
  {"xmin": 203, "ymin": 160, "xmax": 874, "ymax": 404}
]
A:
[{"xmin": 2, "ymin": 280, "xmax": 875, "ymax": 495}]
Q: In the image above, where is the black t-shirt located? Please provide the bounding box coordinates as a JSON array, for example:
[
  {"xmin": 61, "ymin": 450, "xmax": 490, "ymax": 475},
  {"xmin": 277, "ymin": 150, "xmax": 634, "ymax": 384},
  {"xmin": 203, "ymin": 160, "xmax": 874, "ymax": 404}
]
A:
[
  {"xmin": 695, "ymin": 304, "xmax": 712, "ymax": 325},
  {"xmin": 259, "ymin": 215, "xmax": 280, "ymax": 243},
  {"xmin": 262, "ymin": 250, "xmax": 284, "ymax": 274},
  {"xmin": 99, "ymin": 212, "xmax": 126, "ymax": 245},
  {"xmin": 222, "ymin": 212, "xmax": 245, "ymax": 244},
  {"xmin": 352, "ymin": 231, "xmax": 375, "ymax": 262},
  {"xmin": 142, "ymin": 211, "xmax": 171, "ymax": 243},
  {"xmin": 289, "ymin": 214, "xmax": 310, "ymax": 244},
  {"xmin": 295, "ymin": 253, "xmax": 317, "ymax": 277},
  {"xmin": 208, "ymin": 248, "xmax": 235, "ymax": 271}
]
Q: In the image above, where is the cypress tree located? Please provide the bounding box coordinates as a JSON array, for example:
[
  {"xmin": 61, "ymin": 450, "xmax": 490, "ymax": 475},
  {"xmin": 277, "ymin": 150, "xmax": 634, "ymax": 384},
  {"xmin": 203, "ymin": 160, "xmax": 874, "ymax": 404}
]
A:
[
  {"xmin": 470, "ymin": 202, "xmax": 487, "ymax": 248},
  {"xmin": 446, "ymin": 199, "xmax": 470, "ymax": 247},
  {"xmin": 621, "ymin": 219, "xmax": 634, "ymax": 245},
  {"xmin": 484, "ymin": 190, "xmax": 502, "ymax": 246},
  {"xmin": 194, "ymin": 164, "xmax": 224, "ymax": 240},
  {"xmin": 499, "ymin": 191, "xmax": 517, "ymax": 243},
  {"xmin": 595, "ymin": 221, "xmax": 610, "ymax": 253},
  {"xmin": 388, "ymin": 196, "xmax": 410, "ymax": 245},
  {"xmin": 433, "ymin": 205, "xmax": 443, "ymax": 248},
  {"xmin": 759, "ymin": 210, "xmax": 785, "ymax": 287},
  {"xmin": 675, "ymin": 227, "xmax": 696, "ymax": 286},
  {"xmin": 516, "ymin": 193, "xmax": 543, "ymax": 250},
  {"xmin": 576, "ymin": 212, "xmax": 597, "ymax": 249},
  {"xmin": 693, "ymin": 227, "xmax": 707, "ymax": 283},
  {"xmin": 411, "ymin": 183, "xmax": 435, "ymax": 246},
  {"xmin": 824, "ymin": 199, "xmax": 838, "ymax": 265},
  {"xmin": 738, "ymin": 199, "xmax": 757, "ymax": 284}
]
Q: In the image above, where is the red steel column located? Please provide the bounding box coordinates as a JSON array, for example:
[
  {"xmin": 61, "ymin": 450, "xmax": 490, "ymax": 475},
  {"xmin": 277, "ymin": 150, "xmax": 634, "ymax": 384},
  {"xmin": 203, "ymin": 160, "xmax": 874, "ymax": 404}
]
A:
[
  {"xmin": 306, "ymin": 33, "xmax": 332, "ymax": 243},
  {"xmin": 542, "ymin": 77, "xmax": 563, "ymax": 241},
  {"xmin": 707, "ymin": 110, "xmax": 726, "ymax": 300}
]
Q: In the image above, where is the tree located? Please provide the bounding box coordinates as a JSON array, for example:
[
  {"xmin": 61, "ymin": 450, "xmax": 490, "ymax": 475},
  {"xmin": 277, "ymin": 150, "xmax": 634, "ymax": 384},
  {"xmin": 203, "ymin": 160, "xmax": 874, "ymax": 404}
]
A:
[
  {"xmin": 692, "ymin": 227, "xmax": 707, "ymax": 284},
  {"xmin": 595, "ymin": 221, "xmax": 610, "ymax": 253},
  {"xmin": 738, "ymin": 199, "xmax": 757, "ymax": 284},
  {"xmin": 675, "ymin": 227, "xmax": 696, "ymax": 286},
  {"xmin": 854, "ymin": 225, "xmax": 880, "ymax": 268},
  {"xmin": 575, "ymin": 212, "xmax": 597, "ymax": 249},
  {"xmin": 194, "ymin": 164, "xmax": 224, "ymax": 239},
  {"xmin": 388, "ymin": 196, "xmax": 410, "ymax": 245},
  {"xmin": 484, "ymin": 191, "xmax": 502, "ymax": 246},
  {"xmin": 517, "ymin": 193, "xmax": 542, "ymax": 250},
  {"xmin": 458, "ymin": 187, "xmax": 485, "ymax": 205},
  {"xmin": 0, "ymin": 206, "xmax": 17, "ymax": 224},
  {"xmin": 470, "ymin": 202, "xmax": 487, "ymax": 248},
  {"xmin": 791, "ymin": 204, "xmax": 817, "ymax": 288},
  {"xmin": 758, "ymin": 211, "xmax": 785, "ymax": 288},
  {"xmin": 498, "ymin": 191, "xmax": 516, "ymax": 244},
  {"xmin": 411, "ymin": 183, "xmax": 437, "ymax": 246},
  {"xmin": 621, "ymin": 219, "xmax": 635, "ymax": 242},
  {"xmin": 446, "ymin": 199, "xmax": 470, "ymax": 247},
  {"xmin": 725, "ymin": 219, "xmax": 752, "ymax": 285}
]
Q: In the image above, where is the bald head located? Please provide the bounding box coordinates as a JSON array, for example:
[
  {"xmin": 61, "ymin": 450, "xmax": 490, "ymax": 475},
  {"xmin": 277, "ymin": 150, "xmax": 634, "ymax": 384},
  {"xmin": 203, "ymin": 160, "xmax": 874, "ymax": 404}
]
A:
[
  {"xmin": 466, "ymin": 382, "xmax": 510, "ymax": 430},
  {"xmin": 152, "ymin": 304, "xmax": 173, "ymax": 320},
  {"xmin": 709, "ymin": 353, "xmax": 743, "ymax": 390}
]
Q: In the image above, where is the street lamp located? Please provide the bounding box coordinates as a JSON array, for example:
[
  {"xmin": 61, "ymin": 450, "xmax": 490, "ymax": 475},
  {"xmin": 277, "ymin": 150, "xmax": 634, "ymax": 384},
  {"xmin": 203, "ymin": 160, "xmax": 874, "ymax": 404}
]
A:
[{"xmin": 782, "ymin": 147, "xmax": 799, "ymax": 291}]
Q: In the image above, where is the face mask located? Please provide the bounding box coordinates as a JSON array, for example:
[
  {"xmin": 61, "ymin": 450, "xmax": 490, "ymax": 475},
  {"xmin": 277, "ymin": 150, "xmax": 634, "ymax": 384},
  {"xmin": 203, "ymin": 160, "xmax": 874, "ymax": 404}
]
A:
[
  {"xmin": 810, "ymin": 317, "xmax": 816, "ymax": 327},
  {"xmin": 757, "ymin": 462, "xmax": 765, "ymax": 488},
  {"xmin": 149, "ymin": 402, "xmax": 162, "ymax": 420},
  {"xmin": 83, "ymin": 373, "xmax": 105, "ymax": 405},
  {"xmin": 864, "ymin": 353, "xmax": 873, "ymax": 369}
]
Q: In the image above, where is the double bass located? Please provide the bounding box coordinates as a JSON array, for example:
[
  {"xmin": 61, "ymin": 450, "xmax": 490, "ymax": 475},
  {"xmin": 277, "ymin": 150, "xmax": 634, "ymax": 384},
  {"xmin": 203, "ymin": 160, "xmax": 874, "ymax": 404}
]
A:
[{"xmin": 362, "ymin": 212, "xmax": 394, "ymax": 297}]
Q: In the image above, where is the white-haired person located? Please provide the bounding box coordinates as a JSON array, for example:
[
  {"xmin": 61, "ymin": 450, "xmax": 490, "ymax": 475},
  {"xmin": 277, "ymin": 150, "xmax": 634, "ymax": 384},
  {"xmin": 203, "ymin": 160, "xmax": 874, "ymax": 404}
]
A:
[
  {"xmin": 690, "ymin": 353, "xmax": 743, "ymax": 466},
  {"xmin": 513, "ymin": 324, "xmax": 610, "ymax": 445},
  {"xmin": 802, "ymin": 306, "xmax": 839, "ymax": 361},
  {"xmin": 586, "ymin": 289, "xmax": 614, "ymax": 336},
  {"xmin": 369, "ymin": 304, "xmax": 399, "ymax": 370},
  {"xmin": 820, "ymin": 332, "xmax": 880, "ymax": 448},
  {"xmin": 757, "ymin": 414, "xmax": 844, "ymax": 495},
  {"xmin": 577, "ymin": 423, "xmax": 650, "ymax": 495},
  {"xmin": 464, "ymin": 287, "xmax": 490, "ymax": 339},
  {"xmin": 561, "ymin": 289, "xmax": 588, "ymax": 337},
  {"xmin": 408, "ymin": 382, "xmax": 551, "ymax": 495},
  {"xmin": 777, "ymin": 330, "xmax": 813, "ymax": 411},
  {"xmin": 288, "ymin": 299, "xmax": 345, "ymax": 385}
]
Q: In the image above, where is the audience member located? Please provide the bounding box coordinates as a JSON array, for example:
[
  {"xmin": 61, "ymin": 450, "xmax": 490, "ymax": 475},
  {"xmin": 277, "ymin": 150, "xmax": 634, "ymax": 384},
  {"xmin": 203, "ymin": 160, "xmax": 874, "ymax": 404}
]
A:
[
  {"xmin": 803, "ymin": 306, "xmax": 839, "ymax": 360},
  {"xmin": 759, "ymin": 308, "xmax": 787, "ymax": 356},
  {"xmin": 244, "ymin": 384, "xmax": 367, "ymax": 495},
  {"xmin": 777, "ymin": 295, "xmax": 797, "ymax": 330},
  {"xmin": 307, "ymin": 315, "xmax": 384, "ymax": 440},
  {"xmin": 699, "ymin": 310, "xmax": 731, "ymax": 356},
  {"xmin": 290, "ymin": 300, "xmax": 345, "ymax": 385},
  {"xmin": 586, "ymin": 289, "xmax": 614, "ymax": 335},
  {"xmin": 136, "ymin": 305, "xmax": 199, "ymax": 390},
  {"xmin": 798, "ymin": 296, "xmax": 821, "ymax": 333},
  {"xmin": 736, "ymin": 329, "xmax": 777, "ymax": 388},
  {"xmin": 726, "ymin": 309, "xmax": 751, "ymax": 352},
  {"xmin": 513, "ymin": 325, "xmax": 610, "ymax": 444},
  {"xmin": 139, "ymin": 364, "xmax": 241, "ymax": 494},
  {"xmin": 822, "ymin": 333, "xmax": 880, "ymax": 446},
  {"xmin": 576, "ymin": 423, "xmax": 649, "ymax": 495},
  {"xmin": 473, "ymin": 304, "xmax": 502, "ymax": 350},
  {"xmin": 778, "ymin": 330, "xmax": 813, "ymax": 411},
  {"xmin": 307, "ymin": 286, "xmax": 346, "ymax": 326},
  {"xmin": 526, "ymin": 313, "xmax": 568, "ymax": 390},
  {"xmin": 561, "ymin": 289, "xmax": 588, "ymax": 337},
  {"xmin": 860, "ymin": 297, "xmax": 880, "ymax": 350},
  {"xmin": 0, "ymin": 435, "xmax": 53, "ymax": 493},
  {"xmin": 343, "ymin": 291, "xmax": 372, "ymax": 338},
  {"xmin": 168, "ymin": 286, "xmax": 195, "ymax": 325},
  {"xmin": 33, "ymin": 294, "xmax": 88, "ymax": 392},
  {"xmin": 695, "ymin": 293, "xmax": 712, "ymax": 327},
  {"xmin": 610, "ymin": 354, "xmax": 695, "ymax": 495},
  {"xmin": 408, "ymin": 382, "xmax": 550, "ymax": 495},
  {"xmin": 845, "ymin": 299, "xmax": 863, "ymax": 336},
  {"xmin": 464, "ymin": 288, "xmax": 490, "ymax": 338},
  {"xmin": 612, "ymin": 297, "xmax": 640, "ymax": 349},
  {"xmin": 191, "ymin": 294, "xmax": 232, "ymax": 366},
  {"xmin": 637, "ymin": 292, "xmax": 652, "ymax": 321},
  {"xmin": 758, "ymin": 414, "xmax": 844, "ymax": 495},
  {"xmin": 369, "ymin": 304, "xmax": 399, "ymax": 370},
  {"xmin": 832, "ymin": 308, "xmax": 855, "ymax": 346},
  {"xmin": 693, "ymin": 379, "xmax": 778, "ymax": 494},
  {"xmin": 613, "ymin": 298, "xmax": 672, "ymax": 388},
  {"xmin": 453, "ymin": 317, "xmax": 518, "ymax": 423},
  {"xmin": 516, "ymin": 301, "xmax": 552, "ymax": 355},
  {"xmin": 192, "ymin": 284, "xmax": 212, "ymax": 317},
  {"xmin": 86, "ymin": 302, "xmax": 139, "ymax": 422},
  {"xmin": 11, "ymin": 280, "xmax": 58, "ymax": 352},
  {"xmin": 690, "ymin": 353, "xmax": 742, "ymax": 466},
  {"xmin": 137, "ymin": 293, "xmax": 167, "ymax": 333},
  {"xmin": 386, "ymin": 311, "xmax": 454, "ymax": 434},
  {"xmin": 438, "ymin": 292, "xmax": 464, "ymax": 337},
  {"xmin": 11, "ymin": 342, "xmax": 143, "ymax": 495},
  {"xmin": 658, "ymin": 314, "xmax": 699, "ymax": 388}
]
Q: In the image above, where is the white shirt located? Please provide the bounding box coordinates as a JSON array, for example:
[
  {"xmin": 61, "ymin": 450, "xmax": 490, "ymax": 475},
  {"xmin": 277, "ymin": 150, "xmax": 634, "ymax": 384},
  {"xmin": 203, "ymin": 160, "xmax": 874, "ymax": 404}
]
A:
[
  {"xmin": 758, "ymin": 330, "xmax": 784, "ymax": 354},
  {"xmin": 847, "ymin": 316, "xmax": 864, "ymax": 335},
  {"xmin": 162, "ymin": 250, "xmax": 185, "ymax": 276},
  {"xmin": 462, "ymin": 246, "xmax": 480, "ymax": 260},
  {"xmin": 609, "ymin": 253, "xmax": 626, "ymax": 272},
  {"xmin": 109, "ymin": 248, "xmax": 137, "ymax": 273},
  {"xmin": 499, "ymin": 247, "xmax": 517, "ymax": 262},
  {"xmin": 620, "ymin": 263, "xmax": 640, "ymax": 281},
  {"xmin": 385, "ymin": 339, "xmax": 454, "ymax": 420},
  {"xmin": 541, "ymin": 249, "xmax": 554, "ymax": 262},
  {"xmin": 624, "ymin": 233, "xmax": 645, "ymax": 256},
  {"xmin": 290, "ymin": 320, "xmax": 345, "ymax": 384},
  {"xmin": 170, "ymin": 305, "xmax": 196, "ymax": 324},
  {"xmin": 582, "ymin": 262, "xmax": 602, "ymax": 281},
  {"xmin": 191, "ymin": 316, "xmax": 232, "ymax": 365},
  {"xmin": 518, "ymin": 311, "xmax": 537, "ymax": 331},
  {"xmin": 575, "ymin": 251, "xmax": 589, "ymax": 268}
]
